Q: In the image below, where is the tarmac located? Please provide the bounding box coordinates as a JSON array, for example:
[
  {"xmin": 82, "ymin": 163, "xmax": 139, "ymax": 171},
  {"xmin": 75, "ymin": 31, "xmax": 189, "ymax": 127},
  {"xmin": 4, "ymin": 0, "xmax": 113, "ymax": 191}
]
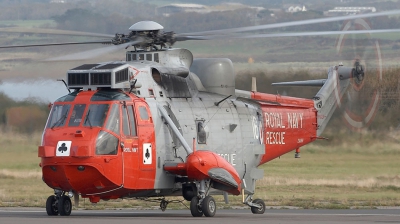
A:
[{"xmin": 0, "ymin": 207, "xmax": 399, "ymax": 224}]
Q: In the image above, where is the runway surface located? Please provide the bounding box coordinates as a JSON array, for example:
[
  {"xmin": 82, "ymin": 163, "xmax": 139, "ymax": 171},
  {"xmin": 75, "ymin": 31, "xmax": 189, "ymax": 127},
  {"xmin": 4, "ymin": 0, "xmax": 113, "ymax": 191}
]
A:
[{"xmin": 0, "ymin": 207, "xmax": 399, "ymax": 224}]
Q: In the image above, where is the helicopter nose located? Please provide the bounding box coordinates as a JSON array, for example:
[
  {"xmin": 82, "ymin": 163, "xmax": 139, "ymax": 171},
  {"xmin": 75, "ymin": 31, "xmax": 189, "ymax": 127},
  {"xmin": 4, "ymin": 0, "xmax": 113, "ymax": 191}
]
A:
[{"xmin": 42, "ymin": 163, "xmax": 120, "ymax": 194}]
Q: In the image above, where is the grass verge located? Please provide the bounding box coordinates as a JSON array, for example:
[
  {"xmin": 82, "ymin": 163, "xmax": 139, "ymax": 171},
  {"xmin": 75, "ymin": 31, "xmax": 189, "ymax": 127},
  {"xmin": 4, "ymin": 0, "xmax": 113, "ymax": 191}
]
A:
[{"xmin": 0, "ymin": 131, "xmax": 399, "ymax": 209}]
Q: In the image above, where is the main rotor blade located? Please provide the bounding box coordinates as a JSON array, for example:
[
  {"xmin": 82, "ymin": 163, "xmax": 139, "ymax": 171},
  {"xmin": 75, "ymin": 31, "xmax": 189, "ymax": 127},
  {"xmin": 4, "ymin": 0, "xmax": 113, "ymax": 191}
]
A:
[
  {"xmin": 174, "ymin": 36, "xmax": 215, "ymax": 41},
  {"xmin": 175, "ymin": 29, "xmax": 400, "ymax": 42},
  {"xmin": 45, "ymin": 41, "xmax": 141, "ymax": 61},
  {"xmin": 178, "ymin": 10, "xmax": 400, "ymax": 36},
  {"xmin": 230, "ymin": 29, "xmax": 400, "ymax": 39},
  {"xmin": 0, "ymin": 40, "xmax": 111, "ymax": 49},
  {"xmin": 0, "ymin": 27, "xmax": 114, "ymax": 38}
]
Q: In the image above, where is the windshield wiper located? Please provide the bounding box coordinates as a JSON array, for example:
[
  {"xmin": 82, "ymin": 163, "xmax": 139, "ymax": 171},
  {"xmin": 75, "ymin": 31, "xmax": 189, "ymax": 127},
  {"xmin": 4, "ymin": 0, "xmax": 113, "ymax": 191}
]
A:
[
  {"xmin": 51, "ymin": 109, "xmax": 69, "ymax": 130},
  {"xmin": 84, "ymin": 109, "xmax": 93, "ymax": 129}
]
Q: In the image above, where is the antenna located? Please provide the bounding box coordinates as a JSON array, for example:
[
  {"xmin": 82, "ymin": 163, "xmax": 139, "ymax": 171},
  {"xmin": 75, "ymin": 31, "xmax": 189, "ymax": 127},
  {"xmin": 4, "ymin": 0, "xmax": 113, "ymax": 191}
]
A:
[
  {"xmin": 57, "ymin": 79, "xmax": 71, "ymax": 93},
  {"xmin": 251, "ymin": 77, "xmax": 257, "ymax": 92}
]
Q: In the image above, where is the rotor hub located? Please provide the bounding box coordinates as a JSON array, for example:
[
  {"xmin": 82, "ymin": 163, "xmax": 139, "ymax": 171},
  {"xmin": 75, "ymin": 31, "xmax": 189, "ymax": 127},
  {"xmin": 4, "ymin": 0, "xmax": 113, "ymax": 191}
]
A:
[{"xmin": 352, "ymin": 61, "xmax": 364, "ymax": 85}]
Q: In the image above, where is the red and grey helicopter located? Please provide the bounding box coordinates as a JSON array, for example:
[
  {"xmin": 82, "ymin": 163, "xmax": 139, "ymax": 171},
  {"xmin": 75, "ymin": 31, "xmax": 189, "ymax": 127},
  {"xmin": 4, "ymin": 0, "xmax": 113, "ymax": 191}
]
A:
[{"xmin": 1, "ymin": 9, "xmax": 400, "ymax": 217}]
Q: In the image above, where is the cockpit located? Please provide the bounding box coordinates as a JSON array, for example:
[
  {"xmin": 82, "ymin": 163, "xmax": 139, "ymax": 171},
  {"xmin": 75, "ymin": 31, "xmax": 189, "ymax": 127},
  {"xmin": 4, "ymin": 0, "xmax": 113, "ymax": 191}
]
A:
[{"xmin": 45, "ymin": 90, "xmax": 138, "ymax": 155}]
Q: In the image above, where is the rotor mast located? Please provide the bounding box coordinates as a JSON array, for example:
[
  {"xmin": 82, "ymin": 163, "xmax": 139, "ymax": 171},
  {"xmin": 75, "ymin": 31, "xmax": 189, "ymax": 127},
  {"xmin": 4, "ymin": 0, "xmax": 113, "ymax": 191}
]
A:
[{"xmin": 112, "ymin": 21, "xmax": 176, "ymax": 51}]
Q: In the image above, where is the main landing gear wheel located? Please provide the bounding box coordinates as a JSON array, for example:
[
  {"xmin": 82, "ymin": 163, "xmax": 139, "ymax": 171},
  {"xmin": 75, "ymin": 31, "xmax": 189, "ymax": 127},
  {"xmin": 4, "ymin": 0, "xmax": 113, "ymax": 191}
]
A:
[
  {"xmin": 190, "ymin": 197, "xmax": 203, "ymax": 217},
  {"xmin": 46, "ymin": 195, "xmax": 58, "ymax": 216},
  {"xmin": 58, "ymin": 195, "xmax": 72, "ymax": 216},
  {"xmin": 202, "ymin": 196, "xmax": 216, "ymax": 217},
  {"xmin": 250, "ymin": 199, "xmax": 265, "ymax": 214}
]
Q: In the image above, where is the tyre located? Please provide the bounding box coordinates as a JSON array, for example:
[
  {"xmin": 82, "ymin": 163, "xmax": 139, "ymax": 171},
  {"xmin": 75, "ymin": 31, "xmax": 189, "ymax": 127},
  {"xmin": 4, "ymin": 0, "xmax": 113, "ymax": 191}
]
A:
[
  {"xmin": 250, "ymin": 198, "xmax": 265, "ymax": 214},
  {"xmin": 58, "ymin": 195, "xmax": 72, "ymax": 216},
  {"xmin": 190, "ymin": 197, "xmax": 203, "ymax": 217},
  {"xmin": 46, "ymin": 195, "xmax": 58, "ymax": 216},
  {"xmin": 202, "ymin": 196, "xmax": 216, "ymax": 217}
]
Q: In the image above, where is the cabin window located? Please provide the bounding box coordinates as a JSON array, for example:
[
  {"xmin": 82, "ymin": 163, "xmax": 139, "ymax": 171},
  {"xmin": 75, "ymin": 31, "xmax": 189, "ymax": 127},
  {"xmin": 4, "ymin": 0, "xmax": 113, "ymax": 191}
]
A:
[
  {"xmin": 83, "ymin": 104, "xmax": 110, "ymax": 128},
  {"xmin": 46, "ymin": 104, "xmax": 71, "ymax": 128},
  {"xmin": 146, "ymin": 54, "xmax": 152, "ymax": 61},
  {"xmin": 132, "ymin": 54, "xmax": 137, "ymax": 61},
  {"xmin": 154, "ymin": 53, "xmax": 159, "ymax": 63},
  {"xmin": 68, "ymin": 104, "xmax": 86, "ymax": 127},
  {"xmin": 139, "ymin": 106, "xmax": 149, "ymax": 120},
  {"xmin": 196, "ymin": 120, "xmax": 207, "ymax": 144},
  {"xmin": 127, "ymin": 54, "xmax": 132, "ymax": 61},
  {"xmin": 139, "ymin": 54, "xmax": 144, "ymax": 60},
  {"xmin": 95, "ymin": 131, "xmax": 118, "ymax": 155},
  {"xmin": 105, "ymin": 104, "xmax": 120, "ymax": 134},
  {"xmin": 148, "ymin": 89, "xmax": 154, "ymax": 97}
]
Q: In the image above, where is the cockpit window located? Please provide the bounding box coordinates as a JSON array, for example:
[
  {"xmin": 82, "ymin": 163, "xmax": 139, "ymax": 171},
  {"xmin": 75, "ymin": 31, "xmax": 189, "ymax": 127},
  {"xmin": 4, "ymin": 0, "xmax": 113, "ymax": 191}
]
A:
[
  {"xmin": 83, "ymin": 104, "xmax": 110, "ymax": 128},
  {"xmin": 96, "ymin": 131, "xmax": 118, "ymax": 155},
  {"xmin": 91, "ymin": 90, "xmax": 131, "ymax": 101},
  {"xmin": 105, "ymin": 104, "xmax": 120, "ymax": 134},
  {"xmin": 55, "ymin": 91, "xmax": 79, "ymax": 102},
  {"xmin": 68, "ymin": 104, "xmax": 86, "ymax": 127},
  {"xmin": 46, "ymin": 104, "xmax": 71, "ymax": 128}
]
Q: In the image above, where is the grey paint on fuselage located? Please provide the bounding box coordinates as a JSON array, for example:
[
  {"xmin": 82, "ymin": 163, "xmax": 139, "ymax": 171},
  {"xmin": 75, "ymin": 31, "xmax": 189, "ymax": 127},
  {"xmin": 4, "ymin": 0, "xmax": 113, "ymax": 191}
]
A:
[
  {"xmin": 146, "ymin": 92, "xmax": 264, "ymax": 195},
  {"xmin": 126, "ymin": 58, "xmax": 264, "ymax": 196}
]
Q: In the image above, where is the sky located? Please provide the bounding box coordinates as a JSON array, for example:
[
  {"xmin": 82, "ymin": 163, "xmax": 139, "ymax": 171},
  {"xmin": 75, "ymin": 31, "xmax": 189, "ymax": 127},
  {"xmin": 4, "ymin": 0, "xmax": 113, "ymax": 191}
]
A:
[{"xmin": 0, "ymin": 79, "xmax": 69, "ymax": 102}]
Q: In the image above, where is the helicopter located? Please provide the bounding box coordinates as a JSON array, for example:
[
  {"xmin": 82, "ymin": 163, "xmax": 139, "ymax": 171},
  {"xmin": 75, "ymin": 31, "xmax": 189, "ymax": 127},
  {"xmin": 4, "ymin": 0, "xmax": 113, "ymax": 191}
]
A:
[{"xmin": 1, "ymin": 10, "xmax": 400, "ymax": 217}]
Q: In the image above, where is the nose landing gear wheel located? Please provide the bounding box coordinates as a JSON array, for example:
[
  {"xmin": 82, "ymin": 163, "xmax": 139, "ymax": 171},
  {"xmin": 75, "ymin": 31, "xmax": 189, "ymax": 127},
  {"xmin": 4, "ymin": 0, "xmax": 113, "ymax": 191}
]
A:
[
  {"xmin": 46, "ymin": 195, "xmax": 59, "ymax": 216},
  {"xmin": 58, "ymin": 195, "xmax": 72, "ymax": 216},
  {"xmin": 202, "ymin": 196, "xmax": 216, "ymax": 217},
  {"xmin": 190, "ymin": 197, "xmax": 203, "ymax": 217},
  {"xmin": 250, "ymin": 199, "xmax": 265, "ymax": 214}
]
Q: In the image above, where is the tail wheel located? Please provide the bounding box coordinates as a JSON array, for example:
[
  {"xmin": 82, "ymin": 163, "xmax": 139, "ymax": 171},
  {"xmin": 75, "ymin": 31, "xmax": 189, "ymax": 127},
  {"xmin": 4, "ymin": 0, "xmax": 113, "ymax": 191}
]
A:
[
  {"xmin": 251, "ymin": 199, "xmax": 265, "ymax": 214},
  {"xmin": 58, "ymin": 195, "xmax": 72, "ymax": 216},
  {"xmin": 190, "ymin": 197, "xmax": 203, "ymax": 217},
  {"xmin": 45, "ymin": 195, "xmax": 58, "ymax": 216},
  {"xmin": 202, "ymin": 196, "xmax": 216, "ymax": 217}
]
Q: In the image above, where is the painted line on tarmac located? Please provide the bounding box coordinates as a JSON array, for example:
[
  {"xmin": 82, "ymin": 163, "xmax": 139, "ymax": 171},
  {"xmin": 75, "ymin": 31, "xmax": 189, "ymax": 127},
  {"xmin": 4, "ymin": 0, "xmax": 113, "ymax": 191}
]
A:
[
  {"xmin": 0, "ymin": 210, "xmax": 43, "ymax": 213},
  {"xmin": 266, "ymin": 213, "xmax": 400, "ymax": 217}
]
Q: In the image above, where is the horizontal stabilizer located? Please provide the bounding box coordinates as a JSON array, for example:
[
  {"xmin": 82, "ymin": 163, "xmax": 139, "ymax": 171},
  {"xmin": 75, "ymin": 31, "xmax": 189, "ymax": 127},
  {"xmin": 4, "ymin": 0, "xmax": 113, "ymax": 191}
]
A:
[{"xmin": 272, "ymin": 79, "xmax": 326, "ymax": 87}]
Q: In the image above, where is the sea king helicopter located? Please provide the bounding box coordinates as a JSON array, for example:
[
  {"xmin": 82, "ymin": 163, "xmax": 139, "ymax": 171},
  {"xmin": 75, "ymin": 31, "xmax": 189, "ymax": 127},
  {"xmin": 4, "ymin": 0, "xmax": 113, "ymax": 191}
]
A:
[{"xmin": 2, "ymin": 9, "xmax": 400, "ymax": 217}]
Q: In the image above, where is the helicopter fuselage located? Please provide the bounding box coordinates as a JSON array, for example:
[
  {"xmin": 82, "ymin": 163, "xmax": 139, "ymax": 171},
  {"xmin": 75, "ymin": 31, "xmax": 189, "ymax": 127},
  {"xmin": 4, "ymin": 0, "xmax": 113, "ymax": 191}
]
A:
[
  {"xmin": 37, "ymin": 47, "xmax": 328, "ymax": 216},
  {"xmin": 39, "ymin": 82, "xmax": 317, "ymax": 203}
]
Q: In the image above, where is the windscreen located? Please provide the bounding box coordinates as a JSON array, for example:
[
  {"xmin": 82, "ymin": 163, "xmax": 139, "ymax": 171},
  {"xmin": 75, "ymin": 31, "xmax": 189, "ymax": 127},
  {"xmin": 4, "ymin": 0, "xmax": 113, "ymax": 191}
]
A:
[
  {"xmin": 46, "ymin": 104, "xmax": 71, "ymax": 128},
  {"xmin": 83, "ymin": 104, "xmax": 110, "ymax": 128},
  {"xmin": 68, "ymin": 104, "xmax": 86, "ymax": 127}
]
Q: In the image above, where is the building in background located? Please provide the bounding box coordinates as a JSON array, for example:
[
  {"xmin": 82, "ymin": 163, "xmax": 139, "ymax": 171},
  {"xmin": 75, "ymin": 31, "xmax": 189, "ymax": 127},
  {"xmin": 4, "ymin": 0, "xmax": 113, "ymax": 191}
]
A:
[
  {"xmin": 286, "ymin": 5, "xmax": 307, "ymax": 13},
  {"xmin": 157, "ymin": 3, "xmax": 265, "ymax": 17},
  {"xmin": 157, "ymin": 4, "xmax": 208, "ymax": 17},
  {"xmin": 326, "ymin": 7, "xmax": 377, "ymax": 16}
]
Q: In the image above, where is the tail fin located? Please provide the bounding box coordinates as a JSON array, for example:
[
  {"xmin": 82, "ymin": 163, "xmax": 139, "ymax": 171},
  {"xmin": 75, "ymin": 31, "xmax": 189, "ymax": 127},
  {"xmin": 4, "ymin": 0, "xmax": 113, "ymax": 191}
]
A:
[{"xmin": 272, "ymin": 65, "xmax": 362, "ymax": 136}]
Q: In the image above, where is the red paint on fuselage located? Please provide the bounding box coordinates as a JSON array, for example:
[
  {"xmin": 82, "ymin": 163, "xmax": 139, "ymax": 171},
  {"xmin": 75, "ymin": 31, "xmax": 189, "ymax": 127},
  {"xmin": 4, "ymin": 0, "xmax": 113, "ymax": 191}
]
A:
[
  {"xmin": 186, "ymin": 151, "xmax": 241, "ymax": 195},
  {"xmin": 39, "ymin": 90, "xmax": 156, "ymax": 200},
  {"xmin": 251, "ymin": 92, "xmax": 318, "ymax": 165}
]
